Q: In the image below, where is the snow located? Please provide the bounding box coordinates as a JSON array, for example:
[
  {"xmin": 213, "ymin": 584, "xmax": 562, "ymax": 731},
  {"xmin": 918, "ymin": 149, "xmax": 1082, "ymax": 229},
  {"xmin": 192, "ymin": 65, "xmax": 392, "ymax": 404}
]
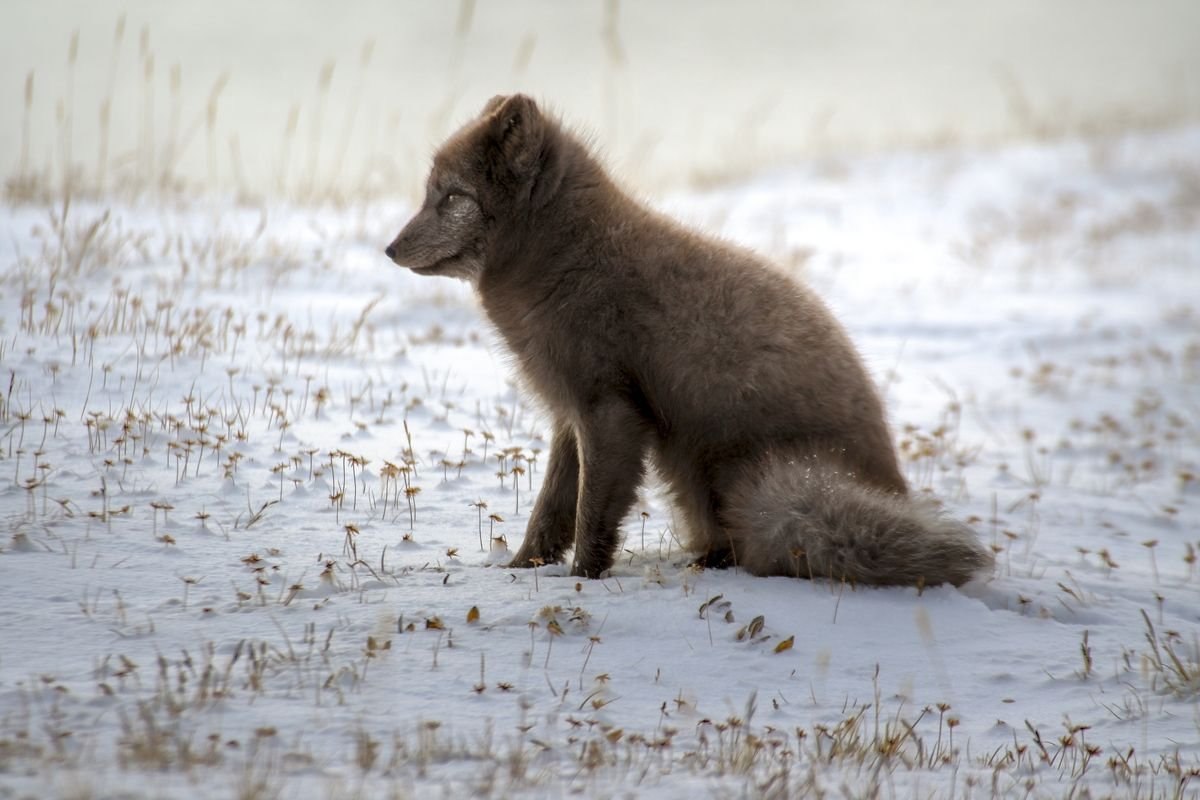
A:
[{"xmin": 2, "ymin": 127, "xmax": 1199, "ymax": 798}]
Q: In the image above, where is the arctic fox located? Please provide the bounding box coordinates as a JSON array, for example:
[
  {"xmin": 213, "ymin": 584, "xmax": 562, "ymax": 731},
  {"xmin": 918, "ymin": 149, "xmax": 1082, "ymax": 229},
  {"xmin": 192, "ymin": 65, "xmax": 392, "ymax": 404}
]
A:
[{"xmin": 385, "ymin": 94, "xmax": 993, "ymax": 586}]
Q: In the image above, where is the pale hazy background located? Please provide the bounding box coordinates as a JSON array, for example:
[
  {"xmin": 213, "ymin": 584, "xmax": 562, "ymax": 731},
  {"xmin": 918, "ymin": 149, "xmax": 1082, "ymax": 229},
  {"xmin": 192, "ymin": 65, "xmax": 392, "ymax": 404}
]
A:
[{"xmin": 4, "ymin": 0, "xmax": 1198, "ymax": 200}]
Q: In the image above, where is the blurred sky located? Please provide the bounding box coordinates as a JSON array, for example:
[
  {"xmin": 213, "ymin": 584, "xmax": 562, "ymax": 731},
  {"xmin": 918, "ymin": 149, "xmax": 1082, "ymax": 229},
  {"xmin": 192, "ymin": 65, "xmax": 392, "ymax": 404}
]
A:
[{"xmin": 3, "ymin": 0, "xmax": 1198, "ymax": 197}]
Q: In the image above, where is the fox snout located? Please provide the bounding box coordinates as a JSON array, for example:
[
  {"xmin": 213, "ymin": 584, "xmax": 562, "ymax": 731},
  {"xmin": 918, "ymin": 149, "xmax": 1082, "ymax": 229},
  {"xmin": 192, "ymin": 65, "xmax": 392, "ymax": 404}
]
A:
[
  {"xmin": 384, "ymin": 215, "xmax": 427, "ymax": 267},
  {"xmin": 383, "ymin": 212, "xmax": 439, "ymax": 269},
  {"xmin": 384, "ymin": 200, "xmax": 486, "ymax": 282}
]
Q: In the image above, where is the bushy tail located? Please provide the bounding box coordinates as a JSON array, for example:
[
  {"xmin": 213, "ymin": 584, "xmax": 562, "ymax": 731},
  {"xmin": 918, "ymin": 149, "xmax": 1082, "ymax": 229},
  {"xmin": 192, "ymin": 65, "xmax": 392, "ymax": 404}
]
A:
[{"xmin": 724, "ymin": 456, "xmax": 993, "ymax": 587}]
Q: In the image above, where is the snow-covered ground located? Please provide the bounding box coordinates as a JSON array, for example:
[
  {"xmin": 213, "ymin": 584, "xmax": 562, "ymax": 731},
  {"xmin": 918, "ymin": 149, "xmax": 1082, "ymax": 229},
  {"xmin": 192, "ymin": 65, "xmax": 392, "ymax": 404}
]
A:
[{"xmin": 1, "ymin": 127, "xmax": 1198, "ymax": 798}]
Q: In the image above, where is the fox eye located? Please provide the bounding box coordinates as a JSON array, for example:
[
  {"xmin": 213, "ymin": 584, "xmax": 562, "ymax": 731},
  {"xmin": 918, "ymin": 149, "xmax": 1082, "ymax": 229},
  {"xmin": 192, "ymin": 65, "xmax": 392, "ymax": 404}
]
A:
[{"xmin": 438, "ymin": 192, "xmax": 476, "ymax": 215}]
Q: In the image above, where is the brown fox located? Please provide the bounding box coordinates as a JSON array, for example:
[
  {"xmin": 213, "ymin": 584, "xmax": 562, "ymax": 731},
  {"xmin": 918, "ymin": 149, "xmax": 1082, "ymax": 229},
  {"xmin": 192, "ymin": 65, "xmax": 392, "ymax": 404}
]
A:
[{"xmin": 385, "ymin": 94, "xmax": 993, "ymax": 586}]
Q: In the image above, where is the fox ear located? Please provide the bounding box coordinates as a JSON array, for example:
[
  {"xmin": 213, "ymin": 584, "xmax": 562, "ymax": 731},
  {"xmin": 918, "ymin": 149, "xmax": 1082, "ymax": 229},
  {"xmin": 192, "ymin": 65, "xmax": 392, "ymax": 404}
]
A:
[
  {"xmin": 480, "ymin": 94, "xmax": 508, "ymax": 116},
  {"xmin": 483, "ymin": 94, "xmax": 544, "ymax": 178}
]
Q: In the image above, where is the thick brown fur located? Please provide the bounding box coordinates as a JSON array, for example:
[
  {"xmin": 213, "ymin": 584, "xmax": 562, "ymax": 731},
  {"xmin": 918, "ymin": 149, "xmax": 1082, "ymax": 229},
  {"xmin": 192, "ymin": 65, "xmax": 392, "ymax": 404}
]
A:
[{"xmin": 385, "ymin": 94, "xmax": 993, "ymax": 586}]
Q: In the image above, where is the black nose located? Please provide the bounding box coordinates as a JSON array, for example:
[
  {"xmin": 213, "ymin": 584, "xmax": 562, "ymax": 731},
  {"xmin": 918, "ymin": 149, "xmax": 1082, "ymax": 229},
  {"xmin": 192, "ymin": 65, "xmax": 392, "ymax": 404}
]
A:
[{"xmin": 385, "ymin": 243, "xmax": 397, "ymax": 260}]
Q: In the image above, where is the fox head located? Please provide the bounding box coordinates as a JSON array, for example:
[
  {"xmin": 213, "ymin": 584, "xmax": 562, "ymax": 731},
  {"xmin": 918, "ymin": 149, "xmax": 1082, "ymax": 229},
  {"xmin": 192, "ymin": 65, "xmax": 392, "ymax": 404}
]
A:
[{"xmin": 384, "ymin": 94, "xmax": 568, "ymax": 282}]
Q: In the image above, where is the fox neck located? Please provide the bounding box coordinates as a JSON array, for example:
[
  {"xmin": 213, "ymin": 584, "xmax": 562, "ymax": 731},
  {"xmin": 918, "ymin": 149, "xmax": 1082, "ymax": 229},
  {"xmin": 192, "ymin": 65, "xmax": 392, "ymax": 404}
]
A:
[
  {"xmin": 476, "ymin": 155, "xmax": 624, "ymax": 351},
  {"xmin": 482, "ymin": 148, "xmax": 617, "ymax": 288}
]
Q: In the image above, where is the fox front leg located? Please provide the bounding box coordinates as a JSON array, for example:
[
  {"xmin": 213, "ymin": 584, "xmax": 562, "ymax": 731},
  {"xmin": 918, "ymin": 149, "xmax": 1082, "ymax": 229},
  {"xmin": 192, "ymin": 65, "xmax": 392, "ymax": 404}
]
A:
[
  {"xmin": 570, "ymin": 400, "xmax": 650, "ymax": 579},
  {"xmin": 510, "ymin": 421, "xmax": 579, "ymax": 568}
]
